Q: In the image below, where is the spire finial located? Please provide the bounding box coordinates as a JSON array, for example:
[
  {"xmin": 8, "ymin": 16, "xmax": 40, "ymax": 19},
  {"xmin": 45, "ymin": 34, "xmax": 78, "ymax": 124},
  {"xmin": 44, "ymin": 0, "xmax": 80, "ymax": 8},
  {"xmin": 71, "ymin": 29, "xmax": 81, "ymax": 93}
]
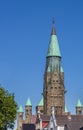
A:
[
  {"xmin": 51, "ymin": 17, "xmax": 56, "ymax": 35},
  {"xmin": 52, "ymin": 17, "xmax": 55, "ymax": 25}
]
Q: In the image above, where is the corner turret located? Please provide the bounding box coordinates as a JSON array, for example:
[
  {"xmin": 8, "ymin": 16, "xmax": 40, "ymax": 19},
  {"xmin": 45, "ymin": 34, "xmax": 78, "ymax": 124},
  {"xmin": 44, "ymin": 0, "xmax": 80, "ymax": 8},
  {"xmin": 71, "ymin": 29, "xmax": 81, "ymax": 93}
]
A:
[
  {"xmin": 64, "ymin": 105, "xmax": 69, "ymax": 115},
  {"xmin": 36, "ymin": 97, "xmax": 43, "ymax": 114},
  {"xmin": 17, "ymin": 105, "xmax": 24, "ymax": 130},
  {"xmin": 25, "ymin": 98, "xmax": 32, "ymax": 123},
  {"xmin": 76, "ymin": 99, "xmax": 82, "ymax": 115}
]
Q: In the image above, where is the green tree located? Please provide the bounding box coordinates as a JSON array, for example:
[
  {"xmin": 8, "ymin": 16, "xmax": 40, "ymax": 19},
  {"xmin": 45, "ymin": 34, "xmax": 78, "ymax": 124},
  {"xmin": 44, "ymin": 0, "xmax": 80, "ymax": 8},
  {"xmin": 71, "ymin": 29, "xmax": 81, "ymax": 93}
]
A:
[{"xmin": 0, "ymin": 86, "xmax": 18, "ymax": 130}]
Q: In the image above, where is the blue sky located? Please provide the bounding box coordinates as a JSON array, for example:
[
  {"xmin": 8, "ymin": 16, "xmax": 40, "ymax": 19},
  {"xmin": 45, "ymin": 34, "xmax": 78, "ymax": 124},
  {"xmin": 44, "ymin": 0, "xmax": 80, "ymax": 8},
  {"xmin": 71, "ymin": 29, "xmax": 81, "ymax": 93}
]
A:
[{"xmin": 0, "ymin": 0, "xmax": 83, "ymax": 125}]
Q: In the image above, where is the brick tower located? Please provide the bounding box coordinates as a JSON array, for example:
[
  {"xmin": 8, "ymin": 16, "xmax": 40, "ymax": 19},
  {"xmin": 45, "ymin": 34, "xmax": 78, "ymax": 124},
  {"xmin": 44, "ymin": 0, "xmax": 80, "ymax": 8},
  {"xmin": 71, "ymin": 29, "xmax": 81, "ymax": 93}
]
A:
[
  {"xmin": 25, "ymin": 98, "xmax": 32, "ymax": 123},
  {"xmin": 43, "ymin": 21, "xmax": 65, "ymax": 115},
  {"xmin": 76, "ymin": 99, "xmax": 83, "ymax": 115},
  {"xmin": 17, "ymin": 106, "xmax": 24, "ymax": 130}
]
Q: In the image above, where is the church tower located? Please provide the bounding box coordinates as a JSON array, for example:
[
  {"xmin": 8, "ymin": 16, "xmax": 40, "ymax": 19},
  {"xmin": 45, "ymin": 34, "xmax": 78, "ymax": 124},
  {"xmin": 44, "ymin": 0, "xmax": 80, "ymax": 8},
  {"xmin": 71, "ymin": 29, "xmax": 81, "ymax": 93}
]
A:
[{"xmin": 43, "ymin": 21, "xmax": 65, "ymax": 115}]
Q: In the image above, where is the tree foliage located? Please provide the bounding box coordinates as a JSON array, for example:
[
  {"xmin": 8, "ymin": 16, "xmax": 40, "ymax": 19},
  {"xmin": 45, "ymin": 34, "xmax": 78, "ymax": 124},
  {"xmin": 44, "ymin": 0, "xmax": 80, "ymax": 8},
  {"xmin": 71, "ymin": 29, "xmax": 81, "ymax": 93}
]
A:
[{"xmin": 0, "ymin": 86, "xmax": 18, "ymax": 130}]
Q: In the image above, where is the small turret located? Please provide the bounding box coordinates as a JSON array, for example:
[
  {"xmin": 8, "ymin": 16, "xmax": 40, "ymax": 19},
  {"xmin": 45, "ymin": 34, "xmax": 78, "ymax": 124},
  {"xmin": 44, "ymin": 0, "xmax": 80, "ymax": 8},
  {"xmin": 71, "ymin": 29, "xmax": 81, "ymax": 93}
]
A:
[
  {"xmin": 36, "ymin": 97, "xmax": 43, "ymax": 114},
  {"xmin": 76, "ymin": 99, "xmax": 82, "ymax": 115},
  {"xmin": 64, "ymin": 105, "xmax": 68, "ymax": 115},
  {"xmin": 17, "ymin": 105, "xmax": 24, "ymax": 130},
  {"xmin": 25, "ymin": 98, "xmax": 32, "ymax": 123}
]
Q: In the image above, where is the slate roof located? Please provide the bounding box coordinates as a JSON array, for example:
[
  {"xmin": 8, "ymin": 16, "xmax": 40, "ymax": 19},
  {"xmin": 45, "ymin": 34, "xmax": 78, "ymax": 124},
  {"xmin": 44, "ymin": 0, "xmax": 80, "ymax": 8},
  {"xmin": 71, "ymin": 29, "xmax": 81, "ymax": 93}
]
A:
[
  {"xmin": 32, "ymin": 115, "xmax": 37, "ymax": 124},
  {"xmin": 40, "ymin": 114, "xmax": 83, "ymax": 130}
]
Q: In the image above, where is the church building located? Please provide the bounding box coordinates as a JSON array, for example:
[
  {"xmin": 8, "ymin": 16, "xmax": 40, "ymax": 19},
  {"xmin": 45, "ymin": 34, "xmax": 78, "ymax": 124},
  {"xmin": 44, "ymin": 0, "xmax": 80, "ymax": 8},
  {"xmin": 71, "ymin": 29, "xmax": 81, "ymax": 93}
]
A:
[{"xmin": 17, "ymin": 21, "xmax": 83, "ymax": 130}]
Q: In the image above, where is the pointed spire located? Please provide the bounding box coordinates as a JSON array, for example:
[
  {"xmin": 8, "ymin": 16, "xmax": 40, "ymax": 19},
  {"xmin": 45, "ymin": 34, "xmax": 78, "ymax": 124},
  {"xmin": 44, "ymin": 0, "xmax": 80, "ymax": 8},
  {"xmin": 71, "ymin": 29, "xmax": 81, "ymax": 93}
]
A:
[
  {"xmin": 65, "ymin": 105, "xmax": 68, "ymax": 113},
  {"xmin": 47, "ymin": 18, "xmax": 61, "ymax": 57},
  {"xmin": 17, "ymin": 105, "xmax": 24, "ymax": 113},
  {"xmin": 76, "ymin": 99, "xmax": 82, "ymax": 107},
  {"xmin": 47, "ymin": 66, "xmax": 51, "ymax": 72},
  {"xmin": 37, "ymin": 97, "xmax": 43, "ymax": 106},
  {"xmin": 25, "ymin": 98, "xmax": 32, "ymax": 106},
  {"xmin": 51, "ymin": 17, "xmax": 56, "ymax": 35},
  {"xmin": 60, "ymin": 66, "xmax": 64, "ymax": 73}
]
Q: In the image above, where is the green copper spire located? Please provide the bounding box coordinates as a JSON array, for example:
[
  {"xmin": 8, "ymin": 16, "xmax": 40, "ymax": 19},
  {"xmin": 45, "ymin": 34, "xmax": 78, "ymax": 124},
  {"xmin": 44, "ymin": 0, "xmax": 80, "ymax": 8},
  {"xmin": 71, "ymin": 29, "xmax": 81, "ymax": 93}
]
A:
[
  {"xmin": 25, "ymin": 98, "xmax": 32, "ymax": 106},
  {"xmin": 47, "ymin": 66, "xmax": 51, "ymax": 72},
  {"xmin": 60, "ymin": 66, "xmax": 64, "ymax": 73},
  {"xmin": 76, "ymin": 99, "xmax": 82, "ymax": 107},
  {"xmin": 17, "ymin": 105, "xmax": 24, "ymax": 113},
  {"xmin": 65, "ymin": 105, "xmax": 68, "ymax": 113},
  {"xmin": 37, "ymin": 97, "xmax": 43, "ymax": 106},
  {"xmin": 47, "ymin": 21, "xmax": 61, "ymax": 57}
]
